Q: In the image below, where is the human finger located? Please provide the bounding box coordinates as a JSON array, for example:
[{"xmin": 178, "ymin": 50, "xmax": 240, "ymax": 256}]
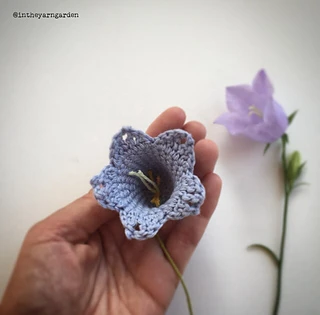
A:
[
  {"xmin": 34, "ymin": 191, "xmax": 116, "ymax": 243},
  {"xmin": 163, "ymin": 173, "xmax": 222, "ymax": 272},
  {"xmin": 194, "ymin": 139, "xmax": 219, "ymax": 180},
  {"xmin": 146, "ymin": 107, "xmax": 186, "ymax": 137},
  {"xmin": 182, "ymin": 121, "xmax": 206, "ymax": 143}
]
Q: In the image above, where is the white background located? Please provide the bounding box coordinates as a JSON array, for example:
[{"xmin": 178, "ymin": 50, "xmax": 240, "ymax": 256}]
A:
[{"xmin": 1, "ymin": 1, "xmax": 320, "ymax": 314}]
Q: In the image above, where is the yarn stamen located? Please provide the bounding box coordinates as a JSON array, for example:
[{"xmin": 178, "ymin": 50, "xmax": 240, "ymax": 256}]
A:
[{"xmin": 129, "ymin": 170, "xmax": 161, "ymax": 207}]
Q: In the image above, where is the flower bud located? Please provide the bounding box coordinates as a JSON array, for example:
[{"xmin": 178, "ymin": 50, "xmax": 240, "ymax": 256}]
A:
[{"xmin": 287, "ymin": 151, "xmax": 302, "ymax": 185}]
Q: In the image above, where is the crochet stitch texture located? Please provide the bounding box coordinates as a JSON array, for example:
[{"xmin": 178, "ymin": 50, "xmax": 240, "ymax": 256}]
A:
[{"xmin": 91, "ymin": 127, "xmax": 205, "ymax": 240}]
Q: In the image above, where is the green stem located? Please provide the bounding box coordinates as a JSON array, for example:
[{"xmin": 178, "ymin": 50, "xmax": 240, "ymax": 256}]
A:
[
  {"xmin": 156, "ymin": 235, "xmax": 194, "ymax": 315},
  {"xmin": 272, "ymin": 137, "xmax": 291, "ymax": 315}
]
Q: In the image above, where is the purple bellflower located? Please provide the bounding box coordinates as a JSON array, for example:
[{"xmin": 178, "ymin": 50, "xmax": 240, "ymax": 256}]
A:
[{"xmin": 215, "ymin": 69, "xmax": 288, "ymax": 143}]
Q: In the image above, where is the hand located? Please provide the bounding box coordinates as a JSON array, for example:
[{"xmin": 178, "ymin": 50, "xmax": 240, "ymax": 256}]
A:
[{"xmin": 0, "ymin": 107, "xmax": 221, "ymax": 315}]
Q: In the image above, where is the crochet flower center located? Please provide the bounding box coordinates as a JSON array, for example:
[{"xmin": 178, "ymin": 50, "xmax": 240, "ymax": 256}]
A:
[
  {"xmin": 129, "ymin": 170, "xmax": 161, "ymax": 207},
  {"xmin": 125, "ymin": 152, "xmax": 174, "ymax": 209}
]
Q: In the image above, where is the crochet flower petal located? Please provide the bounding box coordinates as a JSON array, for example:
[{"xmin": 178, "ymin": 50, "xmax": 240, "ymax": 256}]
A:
[
  {"xmin": 119, "ymin": 207, "xmax": 166, "ymax": 240},
  {"xmin": 91, "ymin": 127, "xmax": 205, "ymax": 240},
  {"xmin": 117, "ymin": 173, "xmax": 205, "ymax": 239},
  {"xmin": 154, "ymin": 129, "xmax": 195, "ymax": 174},
  {"xmin": 164, "ymin": 173, "xmax": 205, "ymax": 220},
  {"xmin": 91, "ymin": 165, "xmax": 133, "ymax": 209},
  {"xmin": 109, "ymin": 127, "xmax": 154, "ymax": 168}
]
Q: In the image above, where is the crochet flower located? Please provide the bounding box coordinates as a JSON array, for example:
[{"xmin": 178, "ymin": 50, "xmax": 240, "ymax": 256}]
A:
[
  {"xmin": 215, "ymin": 69, "xmax": 288, "ymax": 143},
  {"xmin": 90, "ymin": 127, "xmax": 205, "ymax": 240}
]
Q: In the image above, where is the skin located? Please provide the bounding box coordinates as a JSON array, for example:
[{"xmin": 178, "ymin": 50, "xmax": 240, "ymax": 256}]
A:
[{"xmin": 0, "ymin": 107, "xmax": 222, "ymax": 315}]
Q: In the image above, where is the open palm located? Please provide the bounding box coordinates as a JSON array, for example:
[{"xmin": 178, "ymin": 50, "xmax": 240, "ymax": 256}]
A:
[{"xmin": 1, "ymin": 107, "xmax": 221, "ymax": 315}]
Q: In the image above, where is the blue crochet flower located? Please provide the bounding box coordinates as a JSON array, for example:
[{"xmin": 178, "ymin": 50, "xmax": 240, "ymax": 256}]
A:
[{"xmin": 90, "ymin": 127, "xmax": 205, "ymax": 240}]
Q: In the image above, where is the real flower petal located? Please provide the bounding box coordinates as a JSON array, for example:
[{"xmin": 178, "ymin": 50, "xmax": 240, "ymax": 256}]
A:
[
  {"xmin": 252, "ymin": 69, "xmax": 274, "ymax": 96},
  {"xmin": 215, "ymin": 112, "xmax": 250, "ymax": 135},
  {"xmin": 215, "ymin": 69, "xmax": 288, "ymax": 143},
  {"xmin": 263, "ymin": 100, "xmax": 289, "ymax": 142},
  {"xmin": 226, "ymin": 85, "xmax": 255, "ymax": 113}
]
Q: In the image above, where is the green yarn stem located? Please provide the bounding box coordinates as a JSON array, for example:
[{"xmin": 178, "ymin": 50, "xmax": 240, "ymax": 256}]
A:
[
  {"xmin": 156, "ymin": 235, "xmax": 194, "ymax": 315},
  {"xmin": 130, "ymin": 170, "xmax": 194, "ymax": 314}
]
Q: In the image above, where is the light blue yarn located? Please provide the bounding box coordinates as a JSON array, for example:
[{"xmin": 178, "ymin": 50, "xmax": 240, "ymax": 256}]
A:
[{"xmin": 90, "ymin": 127, "xmax": 205, "ymax": 240}]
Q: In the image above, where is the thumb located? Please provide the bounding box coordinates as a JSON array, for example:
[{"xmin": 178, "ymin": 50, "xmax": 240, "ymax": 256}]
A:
[{"xmin": 35, "ymin": 191, "xmax": 117, "ymax": 243}]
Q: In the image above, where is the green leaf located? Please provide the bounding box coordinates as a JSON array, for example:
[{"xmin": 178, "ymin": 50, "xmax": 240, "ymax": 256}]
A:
[
  {"xmin": 296, "ymin": 161, "xmax": 307, "ymax": 179},
  {"xmin": 291, "ymin": 163, "xmax": 307, "ymax": 191},
  {"xmin": 293, "ymin": 182, "xmax": 309, "ymax": 189},
  {"xmin": 263, "ymin": 143, "xmax": 271, "ymax": 155},
  {"xmin": 281, "ymin": 133, "xmax": 289, "ymax": 144},
  {"xmin": 288, "ymin": 110, "xmax": 298, "ymax": 125},
  {"xmin": 248, "ymin": 244, "xmax": 279, "ymax": 266}
]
